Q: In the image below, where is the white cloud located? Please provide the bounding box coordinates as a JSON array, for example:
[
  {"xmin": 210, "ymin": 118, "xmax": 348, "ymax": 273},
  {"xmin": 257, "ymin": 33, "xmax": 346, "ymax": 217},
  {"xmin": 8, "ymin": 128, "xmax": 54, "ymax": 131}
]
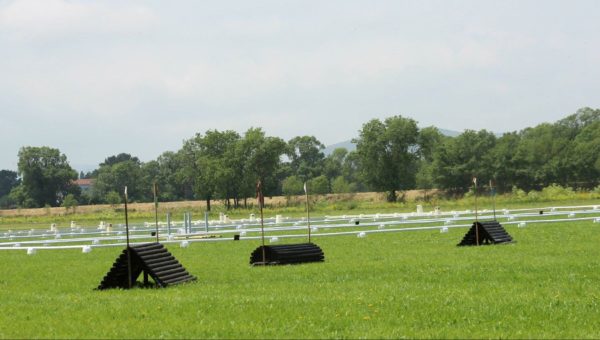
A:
[{"xmin": 0, "ymin": 0, "xmax": 156, "ymax": 41}]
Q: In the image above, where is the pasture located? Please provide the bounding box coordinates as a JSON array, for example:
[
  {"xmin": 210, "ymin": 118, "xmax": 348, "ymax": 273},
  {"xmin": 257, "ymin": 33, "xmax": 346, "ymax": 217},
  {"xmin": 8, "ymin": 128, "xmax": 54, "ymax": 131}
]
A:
[{"xmin": 1, "ymin": 206, "xmax": 600, "ymax": 338}]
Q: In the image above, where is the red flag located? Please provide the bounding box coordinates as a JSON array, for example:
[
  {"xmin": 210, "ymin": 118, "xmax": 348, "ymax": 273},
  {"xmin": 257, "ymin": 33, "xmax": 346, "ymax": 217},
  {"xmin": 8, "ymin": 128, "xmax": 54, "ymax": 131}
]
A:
[{"xmin": 256, "ymin": 180, "xmax": 264, "ymax": 207}]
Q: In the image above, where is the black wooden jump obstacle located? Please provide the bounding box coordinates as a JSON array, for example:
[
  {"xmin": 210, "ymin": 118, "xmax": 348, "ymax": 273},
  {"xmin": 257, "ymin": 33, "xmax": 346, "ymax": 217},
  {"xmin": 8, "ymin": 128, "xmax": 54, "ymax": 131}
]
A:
[
  {"xmin": 98, "ymin": 242, "xmax": 196, "ymax": 290},
  {"xmin": 457, "ymin": 221, "xmax": 514, "ymax": 246},
  {"xmin": 249, "ymin": 243, "xmax": 325, "ymax": 265},
  {"xmin": 249, "ymin": 180, "xmax": 325, "ymax": 266}
]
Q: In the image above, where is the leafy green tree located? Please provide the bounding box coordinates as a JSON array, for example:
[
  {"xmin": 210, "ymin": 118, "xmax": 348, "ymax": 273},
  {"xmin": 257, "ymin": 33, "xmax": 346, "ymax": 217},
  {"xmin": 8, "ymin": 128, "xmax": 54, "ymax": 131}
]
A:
[
  {"xmin": 181, "ymin": 130, "xmax": 241, "ymax": 210},
  {"xmin": 341, "ymin": 151, "xmax": 364, "ymax": 192},
  {"xmin": 9, "ymin": 185, "xmax": 33, "ymax": 208},
  {"xmin": 0, "ymin": 170, "xmax": 19, "ymax": 198},
  {"xmin": 331, "ymin": 176, "xmax": 352, "ymax": 193},
  {"xmin": 489, "ymin": 132, "xmax": 522, "ymax": 192},
  {"xmin": 415, "ymin": 127, "xmax": 444, "ymax": 192},
  {"xmin": 101, "ymin": 153, "xmax": 140, "ymax": 167},
  {"xmin": 0, "ymin": 170, "xmax": 19, "ymax": 209},
  {"xmin": 154, "ymin": 151, "xmax": 188, "ymax": 201},
  {"xmin": 287, "ymin": 136, "xmax": 326, "ymax": 181},
  {"xmin": 282, "ymin": 175, "xmax": 304, "ymax": 196},
  {"xmin": 238, "ymin": 128, "xmax": 287, "ymax": 204},
  {"xmin": 92, "ymin": 155, "xmax": 145, "ymax": 202},
  {"xmin": 61, "ymin": 193, "xmax": 78, "ymax": 212},
  {"xmin": 511, "ymin": 124, "xmax": 570, "ymax": 190},
  {"xmin": 15, "ymin": 146, "xmax": 79, "ymax": 207},
  {"xmin": 354, "ymin": 116, "xmax": 420, "ymax": 202},
  {"xmin": 566, "ymin": 120, "xmax": 600, "ymax": 187},
  {"xmin": 308, "ymin": 175, "xmax": 329, "ymax": 195},
  {"xmin": 432, "ymin": 130, "xmax": 496, "ymax": 193},
  {"xmin": 323, "ymin": 148, "xmax": 347, "ymax": 191},
  {"xmin": 105, "ymin": 191, "xmax": 122, "ymax": 207}
]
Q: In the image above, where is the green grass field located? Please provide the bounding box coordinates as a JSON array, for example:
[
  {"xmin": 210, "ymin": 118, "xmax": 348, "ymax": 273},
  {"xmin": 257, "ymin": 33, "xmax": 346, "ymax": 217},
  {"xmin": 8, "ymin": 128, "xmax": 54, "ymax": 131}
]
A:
[{"xmin": 1, "ymin": 216, "xmax": 600, "ymax": 338}]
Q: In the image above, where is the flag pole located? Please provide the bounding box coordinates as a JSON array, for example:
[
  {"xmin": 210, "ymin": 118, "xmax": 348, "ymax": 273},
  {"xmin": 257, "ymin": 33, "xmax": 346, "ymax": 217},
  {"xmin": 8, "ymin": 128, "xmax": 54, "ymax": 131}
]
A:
[
  {"xmin": 124, "ymin": 186, "xmax": 132, "ymax": 288},
  {"xmin": 257, "ymin": 180, "xmax": 266, "ymax": 264},
  {"xmin": 154, "ymin": 182, "xmax": 159, "ymax": 243},
  {"xmin": 305, "ymin": 182, "xmax": 311, "ymax": 243},
  {"xmin": 491, "ymin": 179, "xmax": 496, "ymax": 221},
  {"xmin": 473, "ymin": 177, "xmax": 479, "ymax": 246}
]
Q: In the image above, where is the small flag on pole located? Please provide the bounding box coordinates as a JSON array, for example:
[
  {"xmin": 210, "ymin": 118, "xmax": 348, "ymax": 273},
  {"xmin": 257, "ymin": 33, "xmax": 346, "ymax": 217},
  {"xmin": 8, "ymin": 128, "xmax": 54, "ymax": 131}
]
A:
[
  {"xmin": 303, "ymin": 182, "xmax": 307, "ymax": 195},
  {"xmin": 124, "ymin": 186, "xmax": 128, "ymax": 196},
  {"xmin": 472, "ymin": 177, "xmax": 477, "ymax": 186},
  {"xmin": 256, "ymin": 180, "xmax": 264, "ymax": 207}
]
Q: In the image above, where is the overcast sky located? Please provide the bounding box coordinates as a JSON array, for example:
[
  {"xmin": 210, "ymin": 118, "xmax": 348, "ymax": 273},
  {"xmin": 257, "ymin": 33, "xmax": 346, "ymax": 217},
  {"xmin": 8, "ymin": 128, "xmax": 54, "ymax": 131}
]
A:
[{"xmin": 1, "ymin": 0, "xmax": 599, "ymax": 172}]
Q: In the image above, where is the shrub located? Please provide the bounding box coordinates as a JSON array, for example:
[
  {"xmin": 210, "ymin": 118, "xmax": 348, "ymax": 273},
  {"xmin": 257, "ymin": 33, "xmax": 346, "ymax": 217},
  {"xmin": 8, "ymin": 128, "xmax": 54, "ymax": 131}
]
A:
[
  {"xmin": 61, "ymin": 194, "xmax": 78, "ymax": 213},
  {"xmin": 105, "ymin": 191, "xmax": 122, "ymax": 207},
  {"xmin": 282, "ymin": 176, "xmax": 304, "ymax": 196},
  {"xmin": 527, "ymin": 190, "xmax": 540, "ymax": 202},
  {"xmin": 308, "ymin": 175, "xmax": 329, "ymax": 195},
  {"xmin": 592, "ymin": 185, "xmax": 600, "ymax": 199},
  {"xmin": 331, "ymin": 176, "xmax": 351, "ymax": 194},
  {"xmin": 540, "ymin": 184, "xmax": 576, "ymax": 200},
  {"xmin": 511, "ymin": 186, "xmax": 527, "ymax": 200}
]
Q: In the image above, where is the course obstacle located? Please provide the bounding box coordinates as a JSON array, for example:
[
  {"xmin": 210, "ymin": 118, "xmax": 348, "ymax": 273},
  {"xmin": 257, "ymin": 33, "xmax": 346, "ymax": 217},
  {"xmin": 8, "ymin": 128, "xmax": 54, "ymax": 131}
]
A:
[
  {"xmin": 457, "ymin": 221, "xmax": 514, "ymax": 246},
  {"xmin": 250, "ymin": 180, "xmax": 326, "ymax": 266},
  {"xmin": 249, "ymin": 243, "xmax": 324, "ymax": 265},
  {"xmin": 97, "ymin": 242, "xmax": 196, "ymax": 290}
]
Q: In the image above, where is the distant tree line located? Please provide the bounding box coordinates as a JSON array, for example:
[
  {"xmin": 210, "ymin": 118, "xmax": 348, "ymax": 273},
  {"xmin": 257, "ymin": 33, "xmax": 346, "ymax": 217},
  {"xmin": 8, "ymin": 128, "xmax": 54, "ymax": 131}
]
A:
[{"xmin": 1, "ymin": 107, "xmax": 599, "ymax": 209}]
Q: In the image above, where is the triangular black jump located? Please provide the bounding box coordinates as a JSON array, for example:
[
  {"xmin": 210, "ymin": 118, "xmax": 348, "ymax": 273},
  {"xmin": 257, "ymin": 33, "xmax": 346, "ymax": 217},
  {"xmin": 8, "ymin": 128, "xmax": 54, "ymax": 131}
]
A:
[
  {"xmin": 457, "ymin": 221, "xmax": 514, "ymax": 246},
  {"xmin": 98, "ymin": 243, "xmax": 196, "ymax": 290},
  {"xmin": 250, "ymin": 243, "xmax": 324, "ymax": 265}
]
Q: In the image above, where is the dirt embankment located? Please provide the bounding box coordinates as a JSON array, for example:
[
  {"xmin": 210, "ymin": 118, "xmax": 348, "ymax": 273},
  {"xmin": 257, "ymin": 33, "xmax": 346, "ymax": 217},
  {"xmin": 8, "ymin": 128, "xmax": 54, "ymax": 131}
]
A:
[{"xmin": 0, "ymin": 190, "xmax": 437, "ymax": 217}]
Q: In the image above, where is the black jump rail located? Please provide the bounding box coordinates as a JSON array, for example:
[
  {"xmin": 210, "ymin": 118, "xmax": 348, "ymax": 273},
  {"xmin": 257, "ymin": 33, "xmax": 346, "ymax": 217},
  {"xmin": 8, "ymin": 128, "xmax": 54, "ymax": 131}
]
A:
[
  {"xmin": 97, "ymin": 243, "xmax": 196, "ymax": 290},
  {"xmin": 250, "ymin": 243, "xmax": 325, "ymax": 265}
]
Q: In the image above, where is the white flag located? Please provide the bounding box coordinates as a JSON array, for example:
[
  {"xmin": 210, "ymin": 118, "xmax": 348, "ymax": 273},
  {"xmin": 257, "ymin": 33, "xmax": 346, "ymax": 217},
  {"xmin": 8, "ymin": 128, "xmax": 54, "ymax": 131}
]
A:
[
  {"xmin": 303, "ymin": 182, "xmax": 307, "ymax": 194},
  {"xmin": 472, "ymin": 177, "xmax": 477, "ymax": 186},
  {"xmin": 124, "ymin": 186, "xmax": 128, "ymax": 195}
]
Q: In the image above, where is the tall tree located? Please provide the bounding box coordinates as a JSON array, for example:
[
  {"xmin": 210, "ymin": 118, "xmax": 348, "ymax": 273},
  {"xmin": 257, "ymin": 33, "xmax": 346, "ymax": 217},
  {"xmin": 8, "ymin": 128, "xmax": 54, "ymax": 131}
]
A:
[
  {"xmin": 354, "ymin": 116, "xmax": 420, "ymax": 202},
  {"xmin": 341, "ymin": 150, "xmax": 363, "ymax": 192},
  {"xmin": 92, "ymin": 155, "xmax": 145, "ymax": 202},
  {"xmin": 565, "ymin": 120, "xmax": 600, "ymax": 188},
  {"xmin": 0, "ymin": 170, "xmax": 19, "ymax": 198},
  {"xmin": 238, "ymin": 128, "xmax": 287, "ymax": 202},
  {"xmin": 100, "ymin": 153, "xmax": 140, "ymax": 167},
  {"xmin": 431, "ymin": 130, "xmax": 496, "ymax": 193},
  {"xmin": 415, "ymin": 127, "xmax": 444, "ymax": 191},
  {"xmin": 0, "ymin": 170, "xmax": 20, "ymax": 208},
  {"xmin": 287, "ymin": 136, "xmax": 326, "ymax": 182},
  {"xmin": 323, "ymin": 148, "xmax": 348, "ymax": 192},
  {"xmin": 16, "ymin": 146, "xmax": 79, "ymax": 207},
  {"xmin": 181, "ymin": 130, "xmax": 240, "ymax": 210},
  {"xmin": 155, "ymin": 151, "xmax": 188, "ymax": 201}
]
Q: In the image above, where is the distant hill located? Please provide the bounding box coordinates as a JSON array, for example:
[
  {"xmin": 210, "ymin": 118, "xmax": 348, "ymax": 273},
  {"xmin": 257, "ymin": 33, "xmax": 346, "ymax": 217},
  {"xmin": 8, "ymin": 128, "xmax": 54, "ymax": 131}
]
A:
[{"xmin": 323, "ymin": 128, "xmax": 463, "ymax": 155}]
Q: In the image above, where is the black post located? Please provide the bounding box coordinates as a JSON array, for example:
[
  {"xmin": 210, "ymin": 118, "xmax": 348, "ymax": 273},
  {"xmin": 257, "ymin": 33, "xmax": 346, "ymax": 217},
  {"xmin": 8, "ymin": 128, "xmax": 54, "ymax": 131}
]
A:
[
  {"xmin": 473, "ymin": 177, "xmax": 479, "ymax": 246},
  {"xmin": 154, "ymin": 182, "xmax": 159, "ymax": 243},
  {"xmin": 256, "ymin": 180, "xmax": 266, "ymax": 264},
  {"xmin": 490, "ymin": 179, "xmax": 496, "ymax": 221},
  {"xmin": 305, "ymin": 182, "xmax": 311, "ymax": 243},
  {"xmin": 124, "ymin": 186, "xmax": 132, "ymax": 289}
]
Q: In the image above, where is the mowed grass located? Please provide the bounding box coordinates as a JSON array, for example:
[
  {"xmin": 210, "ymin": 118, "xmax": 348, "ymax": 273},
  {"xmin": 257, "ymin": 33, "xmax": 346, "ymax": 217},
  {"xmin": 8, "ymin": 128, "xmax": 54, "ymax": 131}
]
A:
[{"xmin": 1, "ymin": 221, "xmax": 600, "ymax": 338}]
